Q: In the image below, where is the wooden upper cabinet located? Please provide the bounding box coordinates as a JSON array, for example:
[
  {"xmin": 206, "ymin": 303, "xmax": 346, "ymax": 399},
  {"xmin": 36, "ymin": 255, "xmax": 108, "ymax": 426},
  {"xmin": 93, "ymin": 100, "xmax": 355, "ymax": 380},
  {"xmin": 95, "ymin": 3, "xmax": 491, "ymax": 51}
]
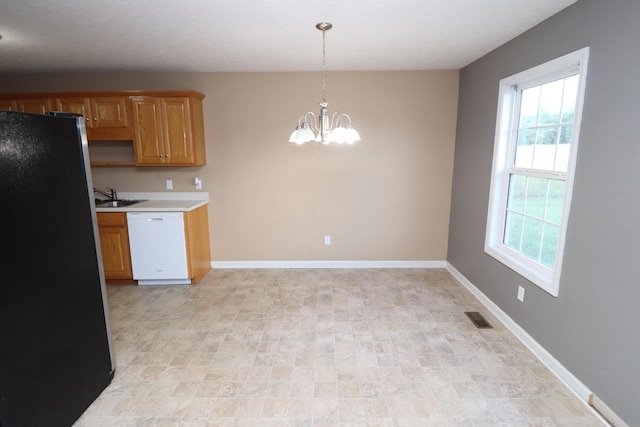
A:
[
  {"xmin": 162, "ymin": 97, "xmax": 195, "ymax": 165},
  {"xmin": 56, "ymin": 97, "xmax": 91, "ymax": 123},
  {"xmin": 90, "ymin": 97, "xmax": 129, "ymax": 128},
  {"xmin": 131, "ymin": 97, "xmax": 164, "ymax": 163},
  {"xmin": 131, "ymin": 96, "xmax": 206, "ymax": 166},
  {"xmin": 0, "ymin": 99, "xmax": 18, "ymax": 111},
  {"xmin": 56, "ymin": 96, "xmax": 132, "ymax": 141},
  {"xmin": 0, "ymin": 91, "xmax": 205, "ymax": 166},
  {"xmin": 17, "ymin": 98, "xmax": 54, "ymax": 114}
]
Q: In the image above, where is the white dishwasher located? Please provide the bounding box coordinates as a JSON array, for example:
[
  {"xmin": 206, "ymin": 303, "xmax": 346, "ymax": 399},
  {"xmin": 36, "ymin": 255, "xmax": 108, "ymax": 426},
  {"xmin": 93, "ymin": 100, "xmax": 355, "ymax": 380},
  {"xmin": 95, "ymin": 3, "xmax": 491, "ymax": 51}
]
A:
[{"xmin": 126, "ymin": 212, "xmax": 190, "ymax": 285}]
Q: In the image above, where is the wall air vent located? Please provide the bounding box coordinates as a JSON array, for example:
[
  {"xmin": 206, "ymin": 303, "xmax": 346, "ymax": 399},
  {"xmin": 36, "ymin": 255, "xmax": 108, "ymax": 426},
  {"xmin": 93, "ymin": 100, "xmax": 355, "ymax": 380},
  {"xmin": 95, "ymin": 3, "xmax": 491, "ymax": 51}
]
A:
[{"xmin": 465, "ymin": 311, "xmax": 493, "ymax": 329}]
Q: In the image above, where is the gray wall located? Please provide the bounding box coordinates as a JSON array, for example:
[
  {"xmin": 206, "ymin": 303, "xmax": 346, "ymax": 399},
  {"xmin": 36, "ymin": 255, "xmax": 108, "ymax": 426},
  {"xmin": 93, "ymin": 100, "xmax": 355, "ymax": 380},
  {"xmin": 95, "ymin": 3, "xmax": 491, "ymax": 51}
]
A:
[{"xmin": 448, "ymin": 0, "xmax": 639, "ymax": 424}]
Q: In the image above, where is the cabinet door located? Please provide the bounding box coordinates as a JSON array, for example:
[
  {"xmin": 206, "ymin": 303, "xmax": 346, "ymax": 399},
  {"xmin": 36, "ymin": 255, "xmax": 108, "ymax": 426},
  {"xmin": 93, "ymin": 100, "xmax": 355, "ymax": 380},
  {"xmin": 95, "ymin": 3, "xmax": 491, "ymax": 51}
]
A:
[
  {"xmin": 131, "ymin": 97, "xmax": 165, "ymax": 164},
  {"xmin": 184, "ymin": 204, "xmax": 212, "ymax": 283},
  {"xmin": 0, "ymin": 99, "xmax": 18, "ymax": 111},
  {"xmin": 17, "ymin": 98, "xmax": 54, "ymax": 114},
  {"xmin": 91, "ymin": 97, "xmax": 129, "ymax": 128},
  {"xmin": 97, "ymin": 213, "xmax": 133, "ymax": 280},
  {"xmin": 161, "ymin": 97, "xmax": 195, "ymax": 164},
  {"xmin": 56, "ymin": 98, "xmax": 92, "ymax": 126}
]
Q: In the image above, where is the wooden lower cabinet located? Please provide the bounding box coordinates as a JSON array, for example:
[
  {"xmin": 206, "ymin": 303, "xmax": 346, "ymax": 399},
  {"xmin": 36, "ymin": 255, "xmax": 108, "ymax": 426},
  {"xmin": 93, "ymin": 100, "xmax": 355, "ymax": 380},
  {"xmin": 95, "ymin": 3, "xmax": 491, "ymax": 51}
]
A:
[
  {"xmin": 96, "ymin": 212, "xmax": 133, "ymax": 282},
  {"xmin": 184, "ymin": 205, "xmax": 212, "ymax": 283},
  {"xmin": 96, "ymin": 205, "xmax": 211, "ymax": 285}
]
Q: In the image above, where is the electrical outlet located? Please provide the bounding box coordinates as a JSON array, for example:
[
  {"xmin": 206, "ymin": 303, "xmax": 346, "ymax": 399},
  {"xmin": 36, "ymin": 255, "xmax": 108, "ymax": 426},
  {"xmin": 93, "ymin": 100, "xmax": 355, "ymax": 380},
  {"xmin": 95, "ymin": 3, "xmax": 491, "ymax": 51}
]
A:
[
  {"xmin": 324, "ymin": 235, "xmax": 331, "ymax": 245},
  {"xmin": 517, "ymin": 286, "xmax": 525, "ymax": 302},
  {"xmin": 194, "ymin": 177, "xmax": 202, "ymax": 190},
  {"xmin": 166, "ymin": 179, "xmax": 173, "ymax": 190}
]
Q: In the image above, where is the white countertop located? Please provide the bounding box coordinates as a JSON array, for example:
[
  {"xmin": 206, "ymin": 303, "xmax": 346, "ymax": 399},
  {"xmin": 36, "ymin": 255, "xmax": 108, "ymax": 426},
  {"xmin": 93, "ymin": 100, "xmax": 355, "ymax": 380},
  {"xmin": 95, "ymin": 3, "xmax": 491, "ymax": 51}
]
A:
[{"xmin": 94, "ymin": 192, "xmax": 209, "ymax": 213}]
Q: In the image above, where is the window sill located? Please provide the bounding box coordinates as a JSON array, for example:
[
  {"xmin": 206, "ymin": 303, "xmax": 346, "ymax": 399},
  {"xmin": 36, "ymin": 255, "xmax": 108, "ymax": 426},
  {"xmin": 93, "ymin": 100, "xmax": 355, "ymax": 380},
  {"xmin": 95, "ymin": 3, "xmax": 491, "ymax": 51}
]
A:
[{"xmin": 485, "ymin": 243, "xmax": 559, "ymax": 297}]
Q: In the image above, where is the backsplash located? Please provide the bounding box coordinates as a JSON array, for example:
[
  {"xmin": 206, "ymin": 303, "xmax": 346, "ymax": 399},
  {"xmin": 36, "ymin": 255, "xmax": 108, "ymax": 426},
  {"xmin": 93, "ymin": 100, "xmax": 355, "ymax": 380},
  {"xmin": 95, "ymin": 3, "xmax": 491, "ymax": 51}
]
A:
[{"xmin": 117, "ymin": 192, "xmax": 209, "ymax": 201}]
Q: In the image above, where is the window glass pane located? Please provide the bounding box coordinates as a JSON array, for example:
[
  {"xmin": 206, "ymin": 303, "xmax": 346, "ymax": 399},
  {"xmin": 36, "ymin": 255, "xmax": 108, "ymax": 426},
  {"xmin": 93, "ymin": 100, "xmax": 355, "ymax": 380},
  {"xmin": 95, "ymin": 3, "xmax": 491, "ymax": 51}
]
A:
[
  {"xmin": 517, "ymin": 75, "xmax": 579, "ymax": 174},
  {"xmin": 524, "ymin": 177, "xmax": 548, "ymax": 219},
  {"xmin": 532, "ymin": 127, "xmax": 558, "ymax": 170},
  {"xmin": 538, "ymin": 79, "xmax": 564, "ymax": 125},
  {"xmin": 515, "ymin": 129, "xmax": 535, "ymax": 168},
  {"xmin": 519, "ymin": 86, "xmax": 540, "ymax": 127},
  {"xmin": 507, "ymin": 174, "xmax": 526, "ymax": 212},
  {"xmin": 561, "ymin": 74, "xmax": 579, "ymax": 124},
  {"xmin": 522, "ymin": 217, "xmax": 543, "ymax": 261},
  {"xmin": 537, "ymin": 127, "xmax": 559, "ymax": 145},
  {"xmin": 555, "ymin": 126, "xmax": 572, "ymax": 172},
  {"xmin": 541, "ymin": 224, "xmax": 559, "ymax": 268},
  {"xmin": 545, "ymin": 180, "xmax": 565, "ymax": 223},
  {"xmin": 504, "ymin": 212, "xmax": 523, "ymax": 251}
]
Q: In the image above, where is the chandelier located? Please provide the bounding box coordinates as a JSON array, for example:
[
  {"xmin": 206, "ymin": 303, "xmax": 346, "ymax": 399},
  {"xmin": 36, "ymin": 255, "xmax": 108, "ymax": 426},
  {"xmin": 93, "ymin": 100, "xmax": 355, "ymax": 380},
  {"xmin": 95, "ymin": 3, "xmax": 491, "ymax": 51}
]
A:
[{"xmin": 289, "ymin": 23, "xmax": 361, "ymax": 145}]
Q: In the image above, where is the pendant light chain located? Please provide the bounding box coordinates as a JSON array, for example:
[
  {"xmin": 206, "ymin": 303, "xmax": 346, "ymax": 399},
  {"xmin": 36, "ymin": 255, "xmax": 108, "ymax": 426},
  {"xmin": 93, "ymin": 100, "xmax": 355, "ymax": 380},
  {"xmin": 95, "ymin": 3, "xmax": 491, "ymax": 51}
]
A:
[{"xmin": 321, "ymin": 27, "xmax": 327, "ymax": 104}]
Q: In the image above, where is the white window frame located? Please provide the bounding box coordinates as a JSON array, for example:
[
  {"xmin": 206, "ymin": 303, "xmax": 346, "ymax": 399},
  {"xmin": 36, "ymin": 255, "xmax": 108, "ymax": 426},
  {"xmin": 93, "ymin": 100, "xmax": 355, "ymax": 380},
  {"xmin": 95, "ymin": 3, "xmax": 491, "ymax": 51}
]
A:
[{"xmin": 485, "ymin": 47, "xmax": 590, "ymax": 297}]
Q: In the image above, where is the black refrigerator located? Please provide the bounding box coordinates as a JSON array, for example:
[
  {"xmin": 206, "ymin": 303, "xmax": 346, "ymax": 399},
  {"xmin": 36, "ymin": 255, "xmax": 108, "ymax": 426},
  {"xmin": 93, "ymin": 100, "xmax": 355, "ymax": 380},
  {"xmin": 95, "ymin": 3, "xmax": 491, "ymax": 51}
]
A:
[{"xmin": 0, "ymin": 110, "xmax": 115, "ymax": 427}]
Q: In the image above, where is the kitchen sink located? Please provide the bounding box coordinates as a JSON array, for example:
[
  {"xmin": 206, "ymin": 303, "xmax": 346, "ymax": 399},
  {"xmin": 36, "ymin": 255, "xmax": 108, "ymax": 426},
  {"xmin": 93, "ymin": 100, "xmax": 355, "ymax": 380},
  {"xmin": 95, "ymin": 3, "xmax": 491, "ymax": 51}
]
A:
[{"xmin": 95, "ymin": 199, "xmax": 146, "ymax": 208}]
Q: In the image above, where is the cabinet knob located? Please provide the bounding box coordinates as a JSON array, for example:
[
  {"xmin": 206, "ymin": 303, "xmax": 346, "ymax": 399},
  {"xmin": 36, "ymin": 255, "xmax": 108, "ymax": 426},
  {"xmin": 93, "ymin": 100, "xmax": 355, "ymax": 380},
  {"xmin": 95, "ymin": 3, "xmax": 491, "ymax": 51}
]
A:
[
  {"xmin": 85, "ymin": 117, "xmax": 89, "ymax": 121},
  {"xmin": 93, "ymin": 117, "xmax": 98, "ymax": 121}
]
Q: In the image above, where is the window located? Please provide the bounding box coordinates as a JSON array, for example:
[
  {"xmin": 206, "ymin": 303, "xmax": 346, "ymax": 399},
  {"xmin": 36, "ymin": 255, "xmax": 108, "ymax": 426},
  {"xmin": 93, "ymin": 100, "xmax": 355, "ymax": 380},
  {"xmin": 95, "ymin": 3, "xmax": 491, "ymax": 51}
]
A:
[{"xmin": 485, "ymin": 47, "xmax": 589, "ymax": 296}]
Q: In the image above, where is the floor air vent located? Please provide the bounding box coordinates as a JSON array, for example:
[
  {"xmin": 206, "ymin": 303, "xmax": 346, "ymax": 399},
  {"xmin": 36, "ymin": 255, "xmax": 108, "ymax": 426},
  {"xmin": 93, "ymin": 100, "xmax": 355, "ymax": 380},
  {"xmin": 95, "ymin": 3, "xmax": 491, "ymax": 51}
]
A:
[{"xmin": 465, "ymin": 311, "xmax": 493, "ymax": 329}]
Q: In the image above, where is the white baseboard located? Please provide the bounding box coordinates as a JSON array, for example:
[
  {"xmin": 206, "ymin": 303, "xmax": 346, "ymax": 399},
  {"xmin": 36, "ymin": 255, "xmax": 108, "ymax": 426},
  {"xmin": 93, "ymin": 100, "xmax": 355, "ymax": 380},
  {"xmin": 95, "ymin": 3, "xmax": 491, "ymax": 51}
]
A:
[
  {"xmin": 590, "ymin": 394, "xmax": 629, "ymax": 427},
  {"xmin": 211, "ymin": 260, "xmax": 446, "ymax": 269},
  {"xmin": 445, "ymin": 262, "xmax": 616, "ymax": 427}
]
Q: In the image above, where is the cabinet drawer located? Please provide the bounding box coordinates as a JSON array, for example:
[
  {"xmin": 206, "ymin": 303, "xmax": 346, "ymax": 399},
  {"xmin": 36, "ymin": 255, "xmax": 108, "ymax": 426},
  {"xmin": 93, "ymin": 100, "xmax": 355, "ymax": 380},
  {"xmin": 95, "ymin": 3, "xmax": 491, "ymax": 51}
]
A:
[{"xmin": 96, "ymin": 212, "xmax": 127, "ymax": 226}]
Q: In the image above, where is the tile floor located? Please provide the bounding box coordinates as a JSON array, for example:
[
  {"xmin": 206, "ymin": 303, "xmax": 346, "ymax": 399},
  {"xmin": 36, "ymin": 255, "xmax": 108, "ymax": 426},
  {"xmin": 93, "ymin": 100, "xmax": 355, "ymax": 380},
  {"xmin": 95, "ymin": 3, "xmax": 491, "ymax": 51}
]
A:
[{"xmin": 74, "ymin": 269, "xmax": 605, "ymax": 426}]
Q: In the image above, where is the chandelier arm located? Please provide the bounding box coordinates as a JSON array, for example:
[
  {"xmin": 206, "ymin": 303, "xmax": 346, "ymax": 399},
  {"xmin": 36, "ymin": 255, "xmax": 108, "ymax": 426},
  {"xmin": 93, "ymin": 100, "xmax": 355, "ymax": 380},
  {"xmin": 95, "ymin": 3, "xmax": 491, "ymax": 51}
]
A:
[
  {"xmin": 330, "ymin": 111, "xmax": 341, "ymax": 130},
  {"xmin": 303, "ymin": 111, "xmax": 319, "ymax": 132},
  {"xmin": 336, "ymin": 113, "xmax": 353, "ymax": 126}
]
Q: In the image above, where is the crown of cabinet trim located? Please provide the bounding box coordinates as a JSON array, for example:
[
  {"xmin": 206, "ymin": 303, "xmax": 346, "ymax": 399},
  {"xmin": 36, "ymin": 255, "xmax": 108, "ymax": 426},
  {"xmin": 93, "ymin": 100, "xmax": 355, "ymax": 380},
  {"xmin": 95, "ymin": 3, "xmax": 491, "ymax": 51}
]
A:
[{"xmin": 0, "ymin": 91, "xmax": 206, "ymax": 166}]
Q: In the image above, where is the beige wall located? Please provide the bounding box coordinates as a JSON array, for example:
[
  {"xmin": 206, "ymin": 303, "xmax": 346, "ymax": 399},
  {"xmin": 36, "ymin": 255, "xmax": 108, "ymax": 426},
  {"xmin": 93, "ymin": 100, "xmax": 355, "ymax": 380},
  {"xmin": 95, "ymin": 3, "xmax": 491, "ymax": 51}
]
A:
[{"xmin": 0, "ymin": 70, "xmax": 458, "ymax": 262}]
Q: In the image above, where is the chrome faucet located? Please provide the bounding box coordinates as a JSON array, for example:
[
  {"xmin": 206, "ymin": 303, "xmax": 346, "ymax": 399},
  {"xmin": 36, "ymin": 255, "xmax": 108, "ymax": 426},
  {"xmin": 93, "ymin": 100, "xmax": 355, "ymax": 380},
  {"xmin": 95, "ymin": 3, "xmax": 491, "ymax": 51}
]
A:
[{"xmin": 93, "ymin": 187, "xmax": 118, "ymax": 201}]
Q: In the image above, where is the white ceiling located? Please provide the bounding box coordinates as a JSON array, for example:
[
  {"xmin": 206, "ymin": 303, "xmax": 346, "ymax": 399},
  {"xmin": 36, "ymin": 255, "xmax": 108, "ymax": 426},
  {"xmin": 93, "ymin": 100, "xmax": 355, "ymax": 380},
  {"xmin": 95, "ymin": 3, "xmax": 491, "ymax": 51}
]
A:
[{"xmin": 0, "ymin": 0, "xmax": 578, "ymax": 73}]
